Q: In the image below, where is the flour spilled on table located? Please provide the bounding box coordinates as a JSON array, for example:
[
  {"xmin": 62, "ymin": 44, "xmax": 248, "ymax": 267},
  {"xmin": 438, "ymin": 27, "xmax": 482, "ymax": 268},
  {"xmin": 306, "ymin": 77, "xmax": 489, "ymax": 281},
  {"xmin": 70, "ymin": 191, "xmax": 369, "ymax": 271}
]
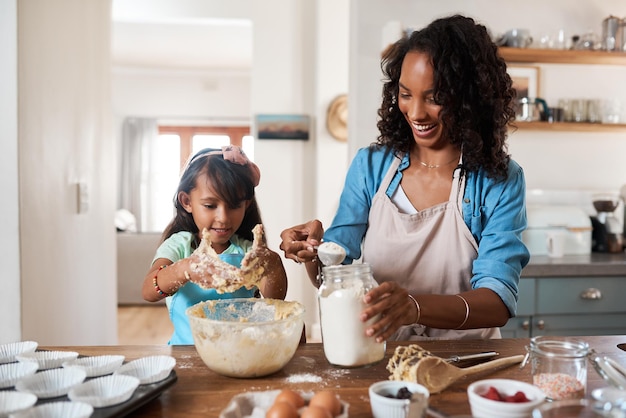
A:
[
  {"xmin": 327, "ymin": 368, "xmax": 350, "ymax": 377},
  {"xmin": 176, "ymin": 354, "xmax": 195, "ymax": 369},
  {"xmin": 285, "ymin": 373, "xmax": 323, "ymax": 383}
]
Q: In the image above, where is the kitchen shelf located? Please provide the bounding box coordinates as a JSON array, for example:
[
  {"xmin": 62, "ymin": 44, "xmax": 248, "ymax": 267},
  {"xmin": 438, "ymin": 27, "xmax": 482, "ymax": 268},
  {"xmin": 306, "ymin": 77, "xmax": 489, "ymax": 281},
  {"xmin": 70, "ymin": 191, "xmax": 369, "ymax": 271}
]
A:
[
  {"xmin": 511, "ymin": 121, "xmax": 626, "ymax": 132},
  {"xmin": 499, "ymin": 47, "xmax": 626, "ymax": 66}
]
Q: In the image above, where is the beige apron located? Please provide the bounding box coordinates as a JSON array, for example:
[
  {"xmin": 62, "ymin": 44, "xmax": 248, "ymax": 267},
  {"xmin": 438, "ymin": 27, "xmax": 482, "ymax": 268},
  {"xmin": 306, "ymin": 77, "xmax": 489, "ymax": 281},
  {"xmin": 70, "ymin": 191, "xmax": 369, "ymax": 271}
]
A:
[{"xmin": 362, "ymin": 156, "xmax": 500, "ymax": 340}]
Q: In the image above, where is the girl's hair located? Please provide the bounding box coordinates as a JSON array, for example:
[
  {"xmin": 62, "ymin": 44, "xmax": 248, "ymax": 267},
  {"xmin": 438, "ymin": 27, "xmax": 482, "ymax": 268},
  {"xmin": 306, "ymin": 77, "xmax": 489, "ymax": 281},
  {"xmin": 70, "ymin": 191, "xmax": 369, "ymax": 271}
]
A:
[
  {"xmin": 161, "ymin": 148, "xmax": 263, "ymax": 246},
  {"xmin": 377, "ymin": 14, "xmax": 515, "ymax": 179}
]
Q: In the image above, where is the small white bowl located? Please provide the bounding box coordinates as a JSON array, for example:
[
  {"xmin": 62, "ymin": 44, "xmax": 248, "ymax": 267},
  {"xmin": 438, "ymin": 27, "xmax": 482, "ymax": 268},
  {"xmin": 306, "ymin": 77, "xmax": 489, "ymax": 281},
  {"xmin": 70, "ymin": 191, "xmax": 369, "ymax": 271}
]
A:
[
  {"xmin": 16, "ymin": 351, "xmax": 79, "ymax": 370},
  {"xmin": 15, "ymin": 367, "xmax": 86, "ymax": 399},
  {"xmin": 68, "ymin": 374, "xmax": 140, "ymax": 408},
  {"xmin": 7, "ymin": 401, "xmax": 94, "ymax": 418},
  {"xmin": 468, "ymin": 378, "xmax": 546, "ymax": 418},
  {"xmin": 0, "ymin": 391, "xmax": 38, "ymax": 416},
  {"xmin": 369, "ymin": 380, "xmax": 430, "ymax": 418},
  {"xmin": 0, "ymin": 341, "xmax": 38, "ymax": 365},
  {"xmin": 62, "ymin": 355, "xmax": 125, "ymax": 377},
  {"xmin": 114, "ymin": 355, "xmax": 175, "ymax": 384},
  {"xmin": 0, "ymin": 361, "xmax": 39, "ymax": 389}
]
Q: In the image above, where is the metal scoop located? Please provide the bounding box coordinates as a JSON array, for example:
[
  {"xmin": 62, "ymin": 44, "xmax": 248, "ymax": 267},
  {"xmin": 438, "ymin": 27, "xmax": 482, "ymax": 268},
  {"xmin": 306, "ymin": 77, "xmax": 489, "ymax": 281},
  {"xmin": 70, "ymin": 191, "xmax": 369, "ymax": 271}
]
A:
[{"xmin": 316, "ymin": 242, "xmax": 346, "ymax": 266}]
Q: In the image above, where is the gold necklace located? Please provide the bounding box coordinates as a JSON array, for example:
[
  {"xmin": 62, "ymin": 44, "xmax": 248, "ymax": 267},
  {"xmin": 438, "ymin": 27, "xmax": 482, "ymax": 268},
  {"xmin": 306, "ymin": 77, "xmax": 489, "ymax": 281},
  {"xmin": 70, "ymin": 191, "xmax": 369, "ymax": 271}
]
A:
[{"xmin": 416, "ymin": 155, "xmax": 460, "ymax": 169}]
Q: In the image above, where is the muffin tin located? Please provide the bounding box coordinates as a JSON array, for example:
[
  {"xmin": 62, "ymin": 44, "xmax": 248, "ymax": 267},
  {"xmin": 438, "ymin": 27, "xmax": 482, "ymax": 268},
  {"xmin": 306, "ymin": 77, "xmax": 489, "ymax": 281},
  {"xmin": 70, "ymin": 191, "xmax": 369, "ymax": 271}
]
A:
[{"xmin": 0, "ymin": 342, "xmax": 177, "ymax": 418}]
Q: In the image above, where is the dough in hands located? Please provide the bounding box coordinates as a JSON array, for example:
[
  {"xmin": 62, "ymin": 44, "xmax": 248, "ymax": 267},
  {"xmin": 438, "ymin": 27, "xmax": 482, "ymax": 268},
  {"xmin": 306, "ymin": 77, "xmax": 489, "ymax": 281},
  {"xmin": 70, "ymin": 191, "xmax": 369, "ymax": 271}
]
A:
[{"xmin": 188, "ymin": 224, "xmax": 268, "ymax": 294}]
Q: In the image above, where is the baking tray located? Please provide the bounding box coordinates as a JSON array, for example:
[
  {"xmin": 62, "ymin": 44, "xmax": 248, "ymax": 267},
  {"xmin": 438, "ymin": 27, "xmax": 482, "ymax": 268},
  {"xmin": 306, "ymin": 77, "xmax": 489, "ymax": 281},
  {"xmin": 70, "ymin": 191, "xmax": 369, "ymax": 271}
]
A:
[{"xmin": 2, "ymin": 367, "xmax": 177, "ymax": 417}]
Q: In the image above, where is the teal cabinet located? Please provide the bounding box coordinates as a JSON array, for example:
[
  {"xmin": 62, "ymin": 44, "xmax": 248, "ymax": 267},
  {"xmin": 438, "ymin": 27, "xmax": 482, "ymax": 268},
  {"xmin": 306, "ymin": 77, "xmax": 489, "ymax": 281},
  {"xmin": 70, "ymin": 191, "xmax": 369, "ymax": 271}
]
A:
[{"xmin": 500, "ymin": 276, "xmax": 626, "ymax": 337}]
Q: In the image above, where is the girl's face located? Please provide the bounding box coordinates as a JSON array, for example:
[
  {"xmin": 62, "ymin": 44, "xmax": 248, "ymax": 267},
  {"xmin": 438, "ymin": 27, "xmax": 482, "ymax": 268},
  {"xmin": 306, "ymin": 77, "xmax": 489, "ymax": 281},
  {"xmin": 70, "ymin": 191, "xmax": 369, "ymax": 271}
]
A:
[
  {"xmin": 397, "ymin": 51, "xmax": 446, "ymax": 149},
  {"xmin": 179, "ymin": 172, "xmax": 250, "ymax": 254}
]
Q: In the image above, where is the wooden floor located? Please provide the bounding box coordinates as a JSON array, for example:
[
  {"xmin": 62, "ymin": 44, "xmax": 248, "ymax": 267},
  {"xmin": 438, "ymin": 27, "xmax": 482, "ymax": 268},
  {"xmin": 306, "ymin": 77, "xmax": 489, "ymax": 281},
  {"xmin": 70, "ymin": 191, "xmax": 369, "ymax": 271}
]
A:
[{"xmin": 117, "ymin": 305, "xmax": 173, "ymax": 345}]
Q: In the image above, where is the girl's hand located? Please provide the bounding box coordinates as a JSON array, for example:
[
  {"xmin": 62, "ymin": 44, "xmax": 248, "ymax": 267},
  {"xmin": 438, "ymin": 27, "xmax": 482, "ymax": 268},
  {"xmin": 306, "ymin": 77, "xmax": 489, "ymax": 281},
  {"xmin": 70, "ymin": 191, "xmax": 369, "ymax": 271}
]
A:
[
  {"xmin": 187, "ymin": 230, "xmax": 241, "ymax": 291},
  {"xmin": 279, "ymin": 220, "xmax": 324, "ymax": 263},
  {"xmin": 361, "ymin": 281, "xmax": 415, "ymax": 342},
  {"xmin": 241, "ymin": 224, "xmax": 273, "ymax": 279}
]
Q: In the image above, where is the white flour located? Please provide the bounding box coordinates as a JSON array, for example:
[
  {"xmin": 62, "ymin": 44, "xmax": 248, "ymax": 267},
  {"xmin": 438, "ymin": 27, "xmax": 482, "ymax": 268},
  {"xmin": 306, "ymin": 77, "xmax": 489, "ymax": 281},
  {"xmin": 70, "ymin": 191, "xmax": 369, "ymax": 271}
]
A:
[
  {"xmin": 319, "ymin": 280, "xmax": 385, "ymax": 367},
  {"xmin": 285, "ymin": 373, "xmax": 323, "ymax": 383}
]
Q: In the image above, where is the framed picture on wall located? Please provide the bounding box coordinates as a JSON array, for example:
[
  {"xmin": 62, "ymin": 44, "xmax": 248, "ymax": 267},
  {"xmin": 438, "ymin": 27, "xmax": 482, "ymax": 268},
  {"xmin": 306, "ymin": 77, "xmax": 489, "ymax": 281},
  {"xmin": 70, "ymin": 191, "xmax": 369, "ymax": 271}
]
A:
[
  {"xmin": 508, "ymin": 65, "xmax": 540, "ymax": 99},
  {"xmin": 255, "ymin": 114, "xmax": 310, "ymax": 140}
]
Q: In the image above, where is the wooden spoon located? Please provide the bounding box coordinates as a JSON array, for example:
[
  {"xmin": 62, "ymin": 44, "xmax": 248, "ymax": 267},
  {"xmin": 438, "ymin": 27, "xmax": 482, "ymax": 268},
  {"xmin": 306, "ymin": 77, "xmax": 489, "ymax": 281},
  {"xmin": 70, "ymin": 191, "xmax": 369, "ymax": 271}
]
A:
[{"xmin": 413, "ymin": 354, "xmax": 525, "ymax": 393}]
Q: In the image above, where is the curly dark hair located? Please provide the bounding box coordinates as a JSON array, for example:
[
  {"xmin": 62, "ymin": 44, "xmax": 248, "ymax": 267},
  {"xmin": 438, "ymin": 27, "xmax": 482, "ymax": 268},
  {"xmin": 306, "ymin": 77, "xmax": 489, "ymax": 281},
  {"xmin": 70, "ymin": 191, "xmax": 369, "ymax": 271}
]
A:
[
  {"xmin": 162, "ymin": 148, "xmax": 263, "ymax": 247},
  {"xmin": 377, "ymin": 14, "xmax": 516, "ymax": 179}
]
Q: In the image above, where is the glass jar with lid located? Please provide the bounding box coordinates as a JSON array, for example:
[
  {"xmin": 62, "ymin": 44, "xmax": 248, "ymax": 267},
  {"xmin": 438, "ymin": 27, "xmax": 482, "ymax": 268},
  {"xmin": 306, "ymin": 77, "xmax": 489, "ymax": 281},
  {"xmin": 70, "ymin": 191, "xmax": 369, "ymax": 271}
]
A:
[
  {"xmin": 524, "ymin": 336, "xmax": 590, "ymax": 401},
  {"xmin": 318, "ymin": 263, "xmax": 385, "ymax": 368}
]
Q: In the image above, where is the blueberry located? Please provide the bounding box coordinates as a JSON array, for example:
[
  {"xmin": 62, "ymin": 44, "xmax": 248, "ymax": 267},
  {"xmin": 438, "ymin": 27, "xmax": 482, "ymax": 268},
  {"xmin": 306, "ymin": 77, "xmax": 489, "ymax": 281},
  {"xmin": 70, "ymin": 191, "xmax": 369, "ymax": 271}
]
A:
[{"xmin": 396, "ymin": 387, "xmax": 413, "ymax": 399}]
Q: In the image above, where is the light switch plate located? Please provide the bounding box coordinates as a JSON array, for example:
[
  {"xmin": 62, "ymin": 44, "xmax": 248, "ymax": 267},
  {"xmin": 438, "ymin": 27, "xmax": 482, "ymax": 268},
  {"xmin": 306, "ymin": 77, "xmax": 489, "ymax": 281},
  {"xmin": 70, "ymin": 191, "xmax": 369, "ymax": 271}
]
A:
[{"xmin": 77, "ymin": 182, "xmax": 89, "ymax": 213}]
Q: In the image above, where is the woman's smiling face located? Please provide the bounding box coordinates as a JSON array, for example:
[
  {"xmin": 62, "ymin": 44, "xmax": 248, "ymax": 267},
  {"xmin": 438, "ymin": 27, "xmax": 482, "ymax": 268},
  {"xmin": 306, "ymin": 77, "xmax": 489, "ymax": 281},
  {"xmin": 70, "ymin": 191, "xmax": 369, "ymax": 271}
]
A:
[{"xmin": 397, "ymin": 51, "xmax": 446, "ymax": 148}]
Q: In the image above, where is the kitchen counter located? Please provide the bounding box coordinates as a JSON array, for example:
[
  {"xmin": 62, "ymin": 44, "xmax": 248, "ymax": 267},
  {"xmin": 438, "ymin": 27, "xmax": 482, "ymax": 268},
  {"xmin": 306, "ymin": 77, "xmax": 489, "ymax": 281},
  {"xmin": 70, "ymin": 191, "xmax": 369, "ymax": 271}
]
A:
[
  {"xmin": 522, "ymin": 252, "xmax": 626, "ymax": 277},
  {"xmin": 43, "ymin": 336, "xmax": 626, "ymax": 417}
]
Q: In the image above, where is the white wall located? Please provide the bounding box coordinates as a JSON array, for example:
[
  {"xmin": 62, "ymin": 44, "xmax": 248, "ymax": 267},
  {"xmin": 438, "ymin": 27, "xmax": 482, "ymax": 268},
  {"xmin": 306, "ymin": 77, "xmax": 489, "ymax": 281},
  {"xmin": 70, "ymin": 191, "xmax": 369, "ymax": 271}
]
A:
[
  {"xmin": 17, "ymin": 0, "xmax": 117, "ymax": 345},
  {"xmin": 350, "ymin": 0, "xmax": 626, "ymax": 193},
  {"xmin": 0, "ymin": 0, "xmax": 20, "ymax": 343},
  {"xmin": 112, "ymin": 69, "xmax": 250, "ymax": 123}
]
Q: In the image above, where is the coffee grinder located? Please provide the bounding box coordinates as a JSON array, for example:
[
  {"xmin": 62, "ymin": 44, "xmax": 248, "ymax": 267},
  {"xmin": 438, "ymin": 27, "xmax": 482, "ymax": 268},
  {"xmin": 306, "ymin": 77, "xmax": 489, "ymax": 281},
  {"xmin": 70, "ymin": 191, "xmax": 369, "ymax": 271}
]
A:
[{"xmin": 590, "ymin": 193, "xmax": 623, "ymax": 253}]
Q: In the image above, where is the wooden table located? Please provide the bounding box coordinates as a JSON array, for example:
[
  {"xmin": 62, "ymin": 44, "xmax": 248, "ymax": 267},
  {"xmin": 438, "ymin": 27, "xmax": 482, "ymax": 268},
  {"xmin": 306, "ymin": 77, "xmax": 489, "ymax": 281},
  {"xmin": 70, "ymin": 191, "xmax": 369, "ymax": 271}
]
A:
[{"xmin": 48, "ymin": 336, "xmax": 626, "ymax": 417}]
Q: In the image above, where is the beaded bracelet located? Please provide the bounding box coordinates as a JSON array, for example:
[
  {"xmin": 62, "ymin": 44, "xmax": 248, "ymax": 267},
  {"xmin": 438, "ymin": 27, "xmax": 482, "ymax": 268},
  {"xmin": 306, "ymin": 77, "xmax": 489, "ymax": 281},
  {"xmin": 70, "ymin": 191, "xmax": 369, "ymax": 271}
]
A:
[
  {"xmin": 455, "ymin": 294, "xmax": 470, "ymax": 329},
  {"xmin": 153, "ymin": 265, "xmax": 171, "ymax": 297},
  {"xmin": 408, "ymin": 294, "xmax": 421, "ymax": 324}
]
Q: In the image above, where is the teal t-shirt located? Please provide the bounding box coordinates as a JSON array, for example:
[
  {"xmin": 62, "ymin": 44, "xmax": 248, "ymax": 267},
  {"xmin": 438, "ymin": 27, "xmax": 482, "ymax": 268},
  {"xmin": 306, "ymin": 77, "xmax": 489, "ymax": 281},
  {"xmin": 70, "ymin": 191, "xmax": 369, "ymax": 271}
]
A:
[{"xmin": 153, "ymin": 231, "xmax": 256, "ymax": 345}]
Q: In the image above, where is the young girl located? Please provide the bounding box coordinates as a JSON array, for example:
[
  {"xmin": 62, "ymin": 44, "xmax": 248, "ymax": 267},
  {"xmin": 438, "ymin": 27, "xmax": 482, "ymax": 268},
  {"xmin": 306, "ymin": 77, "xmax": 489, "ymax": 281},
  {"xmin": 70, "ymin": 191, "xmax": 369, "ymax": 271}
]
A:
[{"xmin": 142, "ymin": 145, "xmax": 288, "ymax": 345}]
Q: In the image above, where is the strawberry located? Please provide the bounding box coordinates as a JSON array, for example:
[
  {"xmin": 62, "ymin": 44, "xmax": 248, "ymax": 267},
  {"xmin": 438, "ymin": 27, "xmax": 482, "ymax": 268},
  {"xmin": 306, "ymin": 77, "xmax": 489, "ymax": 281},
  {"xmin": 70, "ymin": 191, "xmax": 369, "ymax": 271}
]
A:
[
  {"xmin": 482, "ymin": 386, "xmax": 503, "ymax": 401},
  {"xmin": 504, "ymin": 391, "xmax": 530, "ymax": 403}
]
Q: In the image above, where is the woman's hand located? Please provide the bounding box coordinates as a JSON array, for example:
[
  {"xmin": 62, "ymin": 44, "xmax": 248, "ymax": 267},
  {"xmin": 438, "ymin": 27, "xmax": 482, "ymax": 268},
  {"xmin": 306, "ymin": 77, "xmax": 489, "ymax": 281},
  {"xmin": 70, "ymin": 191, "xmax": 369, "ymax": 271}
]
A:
[
  {"xmin": 279, "ymin": 220, "xmax": 324, "ymax": 263},
  {"xmin": 361, "ymin": 281, "xmax": 416, "ymax": 342}
]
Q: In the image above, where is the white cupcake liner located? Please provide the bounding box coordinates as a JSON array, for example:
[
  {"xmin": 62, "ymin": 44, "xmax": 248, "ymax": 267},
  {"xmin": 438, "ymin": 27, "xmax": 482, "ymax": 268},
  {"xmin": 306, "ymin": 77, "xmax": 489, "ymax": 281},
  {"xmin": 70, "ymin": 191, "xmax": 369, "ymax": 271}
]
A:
[
  {"xmin": 0, "ymin": 361, "xmax": 39, "ymax": 389},
  {"xmin": 68, "ymin": 374, "xmax": 140, "ymax": 408},
  {"xmin": 0, "ymin": 391, "xmax": 37, "ymax": 416},
  {"xmin": 16, "ymin": 351, "xmax": 79, "ymax": 371},
  {"xmin": 0, "ymin": 341, "xmax": 38, "ymax": 365},
  {"xmin": 62, "ymin": 355, "xmax": 125, "ymax": 377},
  {"xmin": 7, "ymin": 401, "xmax": 93, "ymax": 418},
  {"xmin": 15, "ymin": 367, "xmax": 86, "ymax": 399},
  {"xmin": 114, "ymin": 355, "xmax": 175, "ymax": 385}
]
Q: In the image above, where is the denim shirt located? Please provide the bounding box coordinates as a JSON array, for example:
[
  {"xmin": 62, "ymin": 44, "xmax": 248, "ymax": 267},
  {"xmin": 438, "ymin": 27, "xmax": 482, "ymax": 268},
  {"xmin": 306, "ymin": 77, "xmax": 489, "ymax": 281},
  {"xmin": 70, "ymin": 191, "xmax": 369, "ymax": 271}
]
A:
[{"xmin": 324, "ymin": 145, "xmax": 530, "ymax": 316}]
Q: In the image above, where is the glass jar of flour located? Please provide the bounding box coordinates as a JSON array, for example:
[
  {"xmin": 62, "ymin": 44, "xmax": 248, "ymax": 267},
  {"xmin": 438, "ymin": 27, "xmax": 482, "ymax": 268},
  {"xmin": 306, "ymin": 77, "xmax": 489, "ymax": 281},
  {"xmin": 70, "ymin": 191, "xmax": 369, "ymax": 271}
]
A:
[{"xmin": 318, "ymin": 263, "xmax": 386, "ymax": 367}]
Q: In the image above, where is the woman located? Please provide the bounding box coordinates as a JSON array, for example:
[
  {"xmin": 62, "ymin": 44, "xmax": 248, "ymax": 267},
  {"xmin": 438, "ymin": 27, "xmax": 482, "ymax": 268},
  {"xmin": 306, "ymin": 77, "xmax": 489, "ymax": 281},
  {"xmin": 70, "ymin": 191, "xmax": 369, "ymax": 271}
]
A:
[{"xmin": 280, "ymin": 15, "xmax": 529, "ymax": 341}]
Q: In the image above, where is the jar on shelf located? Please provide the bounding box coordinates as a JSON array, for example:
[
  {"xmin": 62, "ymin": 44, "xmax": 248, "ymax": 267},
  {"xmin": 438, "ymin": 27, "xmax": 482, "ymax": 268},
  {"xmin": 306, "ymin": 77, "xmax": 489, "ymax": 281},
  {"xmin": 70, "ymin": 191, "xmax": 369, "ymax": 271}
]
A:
[
  {"xmin": 318, "ymin": 263, "xmax": 385, "ymax": 368},
  {"xmin": 523, "ymin": 336, "xmax": 590, "ymax": 401}
]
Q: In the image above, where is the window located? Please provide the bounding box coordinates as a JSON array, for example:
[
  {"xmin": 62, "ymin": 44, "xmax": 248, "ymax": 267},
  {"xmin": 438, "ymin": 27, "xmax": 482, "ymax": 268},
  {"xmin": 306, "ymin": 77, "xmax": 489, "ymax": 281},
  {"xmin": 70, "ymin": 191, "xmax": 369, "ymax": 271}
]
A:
[{"xmin": 143, "ymin": 125, "xmax": 252, "ymax": 232}]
